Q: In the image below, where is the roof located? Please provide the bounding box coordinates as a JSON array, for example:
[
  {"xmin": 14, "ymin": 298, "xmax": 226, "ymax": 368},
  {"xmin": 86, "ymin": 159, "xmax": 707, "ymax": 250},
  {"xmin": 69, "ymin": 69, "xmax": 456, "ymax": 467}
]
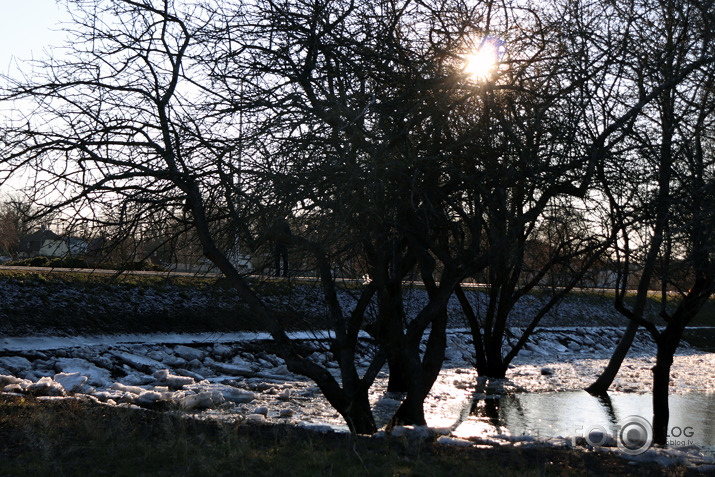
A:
[{"xmin": 21, "ymin": 229, "xmax": 62, "ymax": 243}]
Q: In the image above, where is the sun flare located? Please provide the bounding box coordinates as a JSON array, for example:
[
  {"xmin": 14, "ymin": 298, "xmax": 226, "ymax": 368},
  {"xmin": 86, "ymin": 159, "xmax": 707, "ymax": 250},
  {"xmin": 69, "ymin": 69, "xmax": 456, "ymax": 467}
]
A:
[
  {"xmin": 464, "ymin": 45, "xmax": 498, "ymax": 80},
  {"xmin": 464, "ymin": 37, "xmax": 505, "ymax": 80}
]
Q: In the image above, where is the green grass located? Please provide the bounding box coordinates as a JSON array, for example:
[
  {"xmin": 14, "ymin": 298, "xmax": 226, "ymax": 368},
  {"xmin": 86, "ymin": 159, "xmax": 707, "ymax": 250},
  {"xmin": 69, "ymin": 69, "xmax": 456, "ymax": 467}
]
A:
[{"xmin": 0, "ymin": 395, "xmax": 690, "ymax": 477}]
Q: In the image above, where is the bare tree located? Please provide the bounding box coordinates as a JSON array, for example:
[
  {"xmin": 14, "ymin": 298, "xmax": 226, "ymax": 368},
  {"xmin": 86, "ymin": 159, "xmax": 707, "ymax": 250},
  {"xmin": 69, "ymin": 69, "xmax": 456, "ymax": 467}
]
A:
[
  {"xmin": 3, "ymin": 0, "xmax": 713, "ymax": 438},
  {"xmin": 585, "ymin": 0, "xmax": 715, "ymax": 445},
  {"xmin": 209, "ymin": 0, "xmax": 492, "ymax": 426},
  {"xmin": 0, "ymin": 0, "xmax": 386, "ymax": 433}
]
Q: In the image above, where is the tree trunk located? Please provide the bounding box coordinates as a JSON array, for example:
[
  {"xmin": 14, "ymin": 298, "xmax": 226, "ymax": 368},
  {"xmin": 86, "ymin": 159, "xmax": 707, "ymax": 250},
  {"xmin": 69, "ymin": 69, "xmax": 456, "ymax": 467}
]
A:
[
  {"xmin": 651, "ymin": 344, "xmax": 673, "ymax": 445},
  {"xmin": 380, "ymin": 284, "xmax": 410, "ymax": 393},
  {"xmin": 482, "ymin": 328, "xmax": 507, "ymax": 378},
  {"xmin": 586, "ymin": 320, "xmax": 639, "ymax": 395},
  {"xmin": 390, "ymin": 291, "xmax": 451, "ymax": 426},
  {"xmin": 386, "ymin": 351, "xmax": 410, "ymax": 392},
  {"xmin": 652, "ymin": 324, "xmax": 683, "ymax": 445},
  {"xmin": 390, "ymin": 391, "xmax": 427, "ymax": 426},
  {"xmin": 455, "ymin": 285, "xmax": 489, "ymax": 374},
  {"xmin": 340, "ymin": 390, "xmax": 378, "ymax": 435},
  {"xmin": 364, "ymin": 245, "xmax": 412, "ymax": 394}
]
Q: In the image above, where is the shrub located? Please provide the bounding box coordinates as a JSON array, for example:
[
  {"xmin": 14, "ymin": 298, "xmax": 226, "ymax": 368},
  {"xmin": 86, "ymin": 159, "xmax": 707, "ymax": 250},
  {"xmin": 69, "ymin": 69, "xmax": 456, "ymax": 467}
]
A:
[
  {"xmin": 28, "ymin": 256, "xmax": 51, "ymax": 267},
  {"xmin": 62, "ymin": 257, "xmax": 89, "ymax": 269}
]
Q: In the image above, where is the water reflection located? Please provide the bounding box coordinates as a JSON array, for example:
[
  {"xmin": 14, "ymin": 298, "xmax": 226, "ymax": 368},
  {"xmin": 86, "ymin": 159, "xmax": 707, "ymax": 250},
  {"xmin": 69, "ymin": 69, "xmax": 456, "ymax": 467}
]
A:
[{"xmin": 454, "ymin": 390, "xmax": 715, "ymax": 448}]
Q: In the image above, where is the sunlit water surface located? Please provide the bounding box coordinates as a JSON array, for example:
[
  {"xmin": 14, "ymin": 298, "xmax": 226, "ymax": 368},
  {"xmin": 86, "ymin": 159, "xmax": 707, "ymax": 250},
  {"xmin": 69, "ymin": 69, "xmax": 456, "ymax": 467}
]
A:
[{"xmin": 452, "ymin": 390, "xmax": 715, "ymax": 450}]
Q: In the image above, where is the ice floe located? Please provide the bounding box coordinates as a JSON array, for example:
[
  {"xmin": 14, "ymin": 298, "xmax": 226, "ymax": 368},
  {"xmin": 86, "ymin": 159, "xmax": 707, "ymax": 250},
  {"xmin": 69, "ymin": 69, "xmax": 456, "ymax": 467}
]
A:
[{"xmin": 1, "ymin": 325, "xmax": 714, "ymax": 470}]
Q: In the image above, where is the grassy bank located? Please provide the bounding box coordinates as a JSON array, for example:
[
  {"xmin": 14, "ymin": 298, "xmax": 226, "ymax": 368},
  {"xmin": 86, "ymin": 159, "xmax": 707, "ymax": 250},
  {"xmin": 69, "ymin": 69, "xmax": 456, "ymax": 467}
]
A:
[
  {"xmin": 0, "ymin": 395, "xmax": 693, "ymax": 477},
  {"xmin": 1, "ymin": 267, "xmax": 714, "ymax": 335},
  {"xmin": 0, "ymin": 268, "xmax": 257, "ymax": 336}
]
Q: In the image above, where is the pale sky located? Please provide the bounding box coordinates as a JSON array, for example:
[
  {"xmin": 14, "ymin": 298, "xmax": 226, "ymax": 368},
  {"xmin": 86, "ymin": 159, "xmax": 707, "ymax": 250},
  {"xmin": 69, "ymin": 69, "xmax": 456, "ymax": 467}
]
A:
[
  {"xmin": 0, "ymin": 1, "xmax": 71, "ymax": 195},
  {"xmin": 0, "ymin": 0, "xmax": 70, "ymax": 75}
]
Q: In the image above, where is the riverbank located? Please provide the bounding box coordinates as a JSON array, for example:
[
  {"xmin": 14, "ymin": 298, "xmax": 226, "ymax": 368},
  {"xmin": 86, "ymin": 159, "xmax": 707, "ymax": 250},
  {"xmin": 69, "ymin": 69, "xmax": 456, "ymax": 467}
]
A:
[
  {"xmin": 4, "ymin": 267, "xmax": 714, "ymax": 338},
  {"xmin": 2, "ymin": 327, "xmax": 715, "ymax": 472},
  {"xmin": 2, "ymin": 270, "xmax": 715, "ymax": 473}
]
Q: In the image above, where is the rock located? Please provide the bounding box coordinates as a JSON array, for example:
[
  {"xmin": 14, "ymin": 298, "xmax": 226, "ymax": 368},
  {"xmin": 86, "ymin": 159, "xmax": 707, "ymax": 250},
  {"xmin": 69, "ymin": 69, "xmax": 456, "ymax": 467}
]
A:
[
  {"xmin": 210, "ymin": 361, "xmax": 256, "ymax": 378},
  {"xmin": 133, "ymin": 390, "xmax": 164, "ymax": 407},
  {"xmin": 253, "ymin": 406, "xmax": 269, "ymax": 416},
  {"xmin": 174, "ymin": 369, "xmax": 206, "ymax": 381},
  {"xmin": 269, "ymin": 365, "xmax": 293, "ymax": 377},
  {"xmin": 179, "ymin": 391, "xmax": 223, "ymax": 410},
  {"xmin": 110, "ymin": 352, "xmax": 164, "ymax": 374},
  {"xmin": 436, "ymin": 436, "xmax": 474, "ymax": 447},
  {"xmin": 581, "ymin": 336, "xmax": 596, "ymax": 347},
  {"xmin": 146, "ymin": 350, "xmax": 168, "ymax": 362},
  {"xmin": 54, "ymin": 372, "xmax": 89, "ymax": 393},
  {"xmin": 163, "ymin": 355, "xmax": 187, "ymax": 367},
  {"xmin": 173, "ymin": 345, "xmax": 205, "ymax": 362},
  {"xmin": 165, "ymin": 375, "xmax": 194, "ymax": 390},
  {"xmin": 0, "ymin": 375, "xmax": 23, "ymax": 387},
  {"xmin": 19, "ymin": 371, "xmax": 39, "ymax": 382},
  {"xmin": 0, "ymin": 356, "xmax": 32, "ymax": 375},
  {"xmin": 250, "ymin": 382, "xmax": 273, "ymax": 392},
  {"xmin": 186, "ymin": 359, "xmax": 203, "ymax": 370},
  {"xmin": 527, "ymin": 344, "xmax": 550, "ymax": 356},
  {"xmin": 391, "ymin": 426, "xmax": 433, "ymax": 440},
  {"xmin": 27, "ymin": 376, "xmax": 66, "ymax": 396},
  {"xmin": 279, "ymin": 409, "xmax": 294, "ymax": 418},
  {"xmin": 3, "ymin": 383, "xmax": 24, "ymax": 393},
  {"xmin": 221, "ymin": 388, "xmax": 257, "ymax": 404},
  {"xmin": 246, "ymin": 414, "xmax": 267, "ymax": 423},
  {"xmin": 212, "ymin": 343, "xmax": 233, "ymax": 359},
  {"xmin": 153, "ymin": 369, "xmax": 194, "ymax": 389},
  {"xmin": 540, "ymin": 367, "xmax": 555, "ymax": 376},
  {"xmin": 121, "ymin": 374, "xmax": 155, "ymax": 386},
  {"xmin": 109, "ymin": 382, "xmax": 146, "ymax": 395},
  {"xmin": 153, "ymin": 369, "xmax": 170, "ymax": 381}
]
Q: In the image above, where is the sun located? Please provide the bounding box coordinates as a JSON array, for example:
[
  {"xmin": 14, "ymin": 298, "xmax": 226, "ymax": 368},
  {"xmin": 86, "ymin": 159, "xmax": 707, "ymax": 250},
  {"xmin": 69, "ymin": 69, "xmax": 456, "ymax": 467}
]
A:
[
  {"xmin": 464, "ymin": 44, "xmax": 498, "ymax": 80},
  {"xmin": 463, "ymin": 38, "xmax": 505, "ymax": 80}
]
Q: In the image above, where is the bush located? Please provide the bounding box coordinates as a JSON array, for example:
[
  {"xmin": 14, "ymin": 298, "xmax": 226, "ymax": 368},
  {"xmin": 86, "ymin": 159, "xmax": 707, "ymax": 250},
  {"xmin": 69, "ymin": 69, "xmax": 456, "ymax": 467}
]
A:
[
  {"xmin": 119, "ymin": 260, "xmax": 166, "ymax": 272},
  {"xmin": 6, "ymin": 256, "xmax": 161, "ymax": 271},
  {"xmin": 27, "ymin": 256, "xmax": 51, "ymax": 267},
  {"xmin": 62, "ymin": 257, "xmax": 89, "ymax": 269},
  {"xmin": 6, "ymin": 256, "xmax": 89, "ymax": 269},
  {"xmin": 49, "ymin": 257, "xmax": 65, "ymax": 268}
]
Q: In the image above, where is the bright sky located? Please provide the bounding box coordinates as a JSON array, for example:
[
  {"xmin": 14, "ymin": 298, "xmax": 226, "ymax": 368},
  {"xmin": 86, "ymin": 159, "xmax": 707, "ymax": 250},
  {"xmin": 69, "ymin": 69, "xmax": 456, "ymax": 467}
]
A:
[{"xmin": 0, "ymin": 0, "xmax": 70, "ymax": 76}]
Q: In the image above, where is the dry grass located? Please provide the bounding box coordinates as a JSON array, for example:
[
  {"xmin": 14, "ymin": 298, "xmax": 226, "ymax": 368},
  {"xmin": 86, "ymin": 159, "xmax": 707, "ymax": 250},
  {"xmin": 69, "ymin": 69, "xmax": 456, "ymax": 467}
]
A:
[{"xmin": 0, "ymin": 395, "xmax": 695, "ymax": 477}]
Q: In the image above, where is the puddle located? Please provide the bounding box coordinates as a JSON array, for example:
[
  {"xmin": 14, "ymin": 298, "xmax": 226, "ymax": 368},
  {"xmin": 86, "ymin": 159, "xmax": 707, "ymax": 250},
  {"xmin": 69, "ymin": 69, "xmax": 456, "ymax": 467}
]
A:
[{"xmin": 454, "ymin": 390, "xmax": 715, "ymax": 450}]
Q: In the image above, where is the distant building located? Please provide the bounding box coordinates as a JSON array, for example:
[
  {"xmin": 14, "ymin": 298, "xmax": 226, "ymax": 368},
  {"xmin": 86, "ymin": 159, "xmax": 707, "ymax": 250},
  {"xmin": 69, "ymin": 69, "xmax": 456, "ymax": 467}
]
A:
[{"xmin": 17, "ymin": 229, "xmax": 87, "ymax": 258}]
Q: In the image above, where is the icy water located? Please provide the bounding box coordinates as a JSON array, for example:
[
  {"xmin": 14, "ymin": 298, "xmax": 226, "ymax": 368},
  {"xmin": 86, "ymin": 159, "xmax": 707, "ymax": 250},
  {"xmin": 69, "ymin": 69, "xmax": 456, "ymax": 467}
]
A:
[{"xmin": 454, "ymin": 390, "xmax": 715, "ymax": 449}]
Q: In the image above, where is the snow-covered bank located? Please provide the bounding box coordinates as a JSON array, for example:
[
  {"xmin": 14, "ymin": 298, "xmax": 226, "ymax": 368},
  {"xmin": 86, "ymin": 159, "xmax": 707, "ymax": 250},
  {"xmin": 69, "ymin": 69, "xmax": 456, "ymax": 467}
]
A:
[
  {"xmin": 2, "ymin": 326, "xmax": 715, "ymax": 470},
  {"xmin": 0, "ymin": 325, "xmax": 696, "ymax": 401}
]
